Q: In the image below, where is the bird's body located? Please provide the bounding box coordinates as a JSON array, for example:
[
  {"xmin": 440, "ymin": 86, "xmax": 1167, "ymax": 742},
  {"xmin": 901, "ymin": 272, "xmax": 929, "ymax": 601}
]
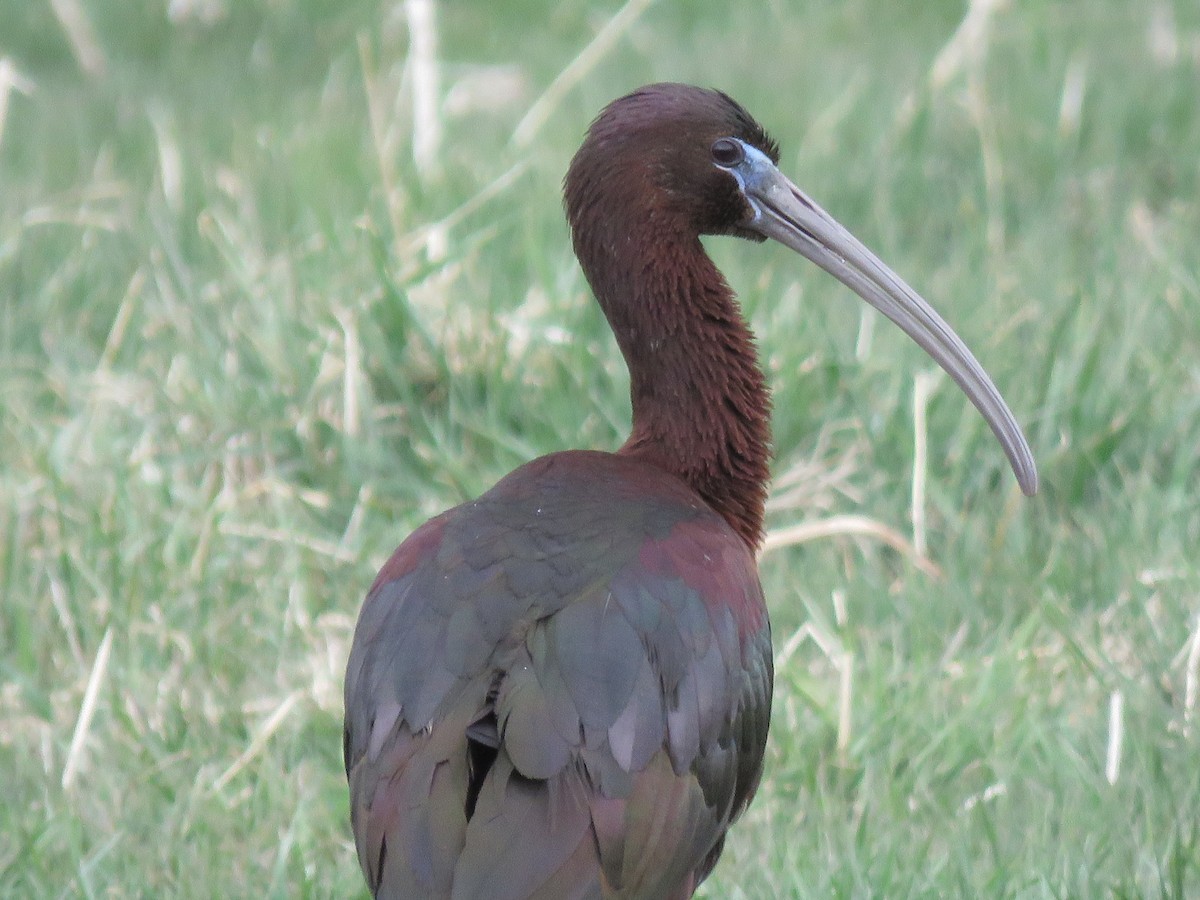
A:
[
  {"xmin": 344, "ymin": 84, "xmax": 1037, "ymax": 899},
  {"xmin": 345, "ymin": 451, "xmax": 770, "ymax": 898}
]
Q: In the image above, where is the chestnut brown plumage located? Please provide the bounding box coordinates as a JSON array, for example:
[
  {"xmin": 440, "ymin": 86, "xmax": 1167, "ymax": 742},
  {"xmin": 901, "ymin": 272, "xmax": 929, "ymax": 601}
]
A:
[{"xmin": 343, "ymin": 84, "xmax": 1037, "ymax": 900}]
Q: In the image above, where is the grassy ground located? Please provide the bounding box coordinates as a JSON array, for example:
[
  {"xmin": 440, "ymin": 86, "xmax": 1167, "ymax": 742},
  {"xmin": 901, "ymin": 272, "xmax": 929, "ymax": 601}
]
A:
[{"xmin": 3, "ymin": 0, "xmax": 1199, "ymax": 896}]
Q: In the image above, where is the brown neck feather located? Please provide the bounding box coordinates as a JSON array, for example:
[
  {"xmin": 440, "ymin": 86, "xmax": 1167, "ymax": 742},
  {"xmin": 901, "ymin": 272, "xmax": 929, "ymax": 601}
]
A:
[{"xmin": 576, "ymin": 225, "xmax": 772, "ymax": 548}]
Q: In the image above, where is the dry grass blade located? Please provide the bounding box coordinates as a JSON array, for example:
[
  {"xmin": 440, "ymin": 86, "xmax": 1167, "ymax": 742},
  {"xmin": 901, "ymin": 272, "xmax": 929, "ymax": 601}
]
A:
[
  {"xmin": 836, "ymin": 647, "xmax": 853, "ymax": 764},
  {"xmin": 211, "ymin": 692, "xmax": 303, "ymax": 794},
  {"xmin": 1185, "ymin": 615, "xmax": 1200, "ymax": 735},
  {"xmin": 0, "ymin": 58, "xmax": 35, "ymax": 149},
  {"xmin": 1057, "ymin": 52, "xmax": 1088, "ymax": 140},
  {"xmin": 62, "ymin": 628, "xmax": 114, "ymax": 791},
  {"xmin": 1105, "ymin": 690, "xmax": 1124, "ymax": 785},
  {"xmin": 49, "ymin": 0, "xmax": 108, "ymax": 78},
  {"xmin": 219, "ymin": 521, "xmax": 360, "ymax": 563},
  {"xmin": 911, "ymin": 370, "xmax": 937, "ymax": 559},
  {"xmin": 928, "ymin": 0, "xmax": 1004, "ymax": 90},
  {"xmin": 358, "ymin": 33, "xmax": 406, "ymax": 245},
  {"xmin": 511, "ymin": 0, "xmax": 656, "ymax": 148},
  {"xmin": 762, "ymin": 514, "xmax": 943, "ymax": 578},
  {"xmin": 401, "ymin": 161, "xmax": 529, "ymax": 264},
  {"xmin": 405, "ymin": 0, "xmax": 441, "ymax": 179}
]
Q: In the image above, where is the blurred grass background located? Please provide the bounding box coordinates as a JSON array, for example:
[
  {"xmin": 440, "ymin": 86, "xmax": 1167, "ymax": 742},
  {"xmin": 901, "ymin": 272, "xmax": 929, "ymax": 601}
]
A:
[{"xmin": 2, "ymin": 0, "xmax": 1199, "ymax": 896}]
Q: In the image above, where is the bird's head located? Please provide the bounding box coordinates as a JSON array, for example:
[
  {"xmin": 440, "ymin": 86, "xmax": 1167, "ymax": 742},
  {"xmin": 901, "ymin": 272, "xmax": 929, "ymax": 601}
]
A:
[
  {"xmin": 565, "ymin": 83, "xmax": 1037, "ymax": 496},
  {"xmin": 566, "ymin": 83, "xmax": 780, "ymax": 241}
]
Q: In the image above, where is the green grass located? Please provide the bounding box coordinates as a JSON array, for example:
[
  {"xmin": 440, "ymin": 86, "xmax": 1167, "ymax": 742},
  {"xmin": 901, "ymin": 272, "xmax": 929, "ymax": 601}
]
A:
[{"xmin": 3, "ymin": 0, "xmax": 1199, "ymax": 896}]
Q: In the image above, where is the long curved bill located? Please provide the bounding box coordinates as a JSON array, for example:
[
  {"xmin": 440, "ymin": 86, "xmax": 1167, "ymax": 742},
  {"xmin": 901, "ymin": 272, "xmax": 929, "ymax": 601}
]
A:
[{"xmin": 732, "ymin": 145, "xmax": 1038, "ymax": 496}]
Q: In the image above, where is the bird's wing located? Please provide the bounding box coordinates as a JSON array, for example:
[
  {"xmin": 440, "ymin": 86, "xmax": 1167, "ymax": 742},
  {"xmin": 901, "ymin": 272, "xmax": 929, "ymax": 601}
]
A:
[{"xmin": 344, "ymin": 452, "xmax": 771, "ymax": 899}]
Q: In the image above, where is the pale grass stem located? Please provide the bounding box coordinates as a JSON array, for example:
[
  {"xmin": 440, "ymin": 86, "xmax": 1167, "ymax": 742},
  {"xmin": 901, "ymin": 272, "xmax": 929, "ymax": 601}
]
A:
[
  {"xmin": 775, "ymin": 623, "xmax": 830, "ymax": 672},
  {"xmin": 62, "ymin": 627, "xmax": 114, "ymax": 791},
  {"xmin": 762, "ymin": 514, "xmax": 942, "ymax": 578},
  {"xmin": 358, "ymin": 34, "xmax": 406, "ymax": 248},
  {"xmin": 339, "ymin": 485, "xmax": 373, "ymax": 557},
  {"xmin": 220, "ymin": 521, "xmax": 360, "ymax": 563},
  {"xmin": 0, "ymin": 57, "xmax": 35, "ymax": 149},
  {"xmin": 966, "ymin": 69, "xmax": 1006, "ymax": 258},
  {"xmin": 962, "ymin": 782, "xmax": 1007, "ymax": 812},
  {"xmin": 511, "ymin": 0, "xmax": 656, "ymax": 148},
  {"xmin": 1105, "ymin": 689, "xmax": 1123, "ymax": 785},
  {"xmin": 49, "ymin": 576, "xmax": 86, "ymax": 671},
  {"xmin": 831, "ymin": 588, "xmax": 848, "ymax": 629},
  {"xmin": 1185, "ymin": 614, "xmax": 1200, "ymax": 735},
  {"xmin": 49, "ymin": 0, "xmax": 107, "ymax": 78},
  {"xmin": 336, "ymin": 308, "xmax": 363, "ymax": 438},
  {"xmin": 926, "ymin": 0, "xmax": 1006, "ymax": 255},
  {"xmin": 1057, "ymin": 52, "xmax": 1088, "ymax": 140},
  {"xmin": 211, "ymin": 692, "xmax": 303, "ymax": 793},
  {"xmin": 150, "ymin": 108, "xmax": 184, "ymax": 214},
  {"xmin": 836, "ymin": 645, "xmax": 853, "ymax": 764},
  {"xmin": 405, "ymin": 0, "xmax": 441, "ymax": 179},
  {"xmin": 854, "ymin": 306, "xmax": 874, "ymax": 362},
  {"xmin": 773, "ymin": 593, "xmax": 853, "ymax": 766},
  {"xmin": 911, "ymin": 370, "xmax": 936, "ymax": 560},
  {"xmin": 402, "ymin": 161, "xmax": 529, "ymax": 267},
  {"xmin": 830, "ymin": 589, "xmax": 852, "ymax": 763},
  {"xmin": 928, "ymin": 0, "xmax": 1004, "ymax": 91},
  {"xmin": 97, "ymin": 270, "xmax": 146, "ymax": 370}
]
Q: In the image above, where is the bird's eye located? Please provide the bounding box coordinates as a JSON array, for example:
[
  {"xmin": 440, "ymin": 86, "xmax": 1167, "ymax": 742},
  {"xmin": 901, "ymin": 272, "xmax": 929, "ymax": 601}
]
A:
[{"xmin": 711, "ymin": 138, "xmax": 744, "ymax": 167}]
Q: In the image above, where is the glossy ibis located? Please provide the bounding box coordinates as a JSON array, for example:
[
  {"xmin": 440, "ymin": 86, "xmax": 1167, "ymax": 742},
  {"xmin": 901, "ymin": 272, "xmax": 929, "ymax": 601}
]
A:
[{"xmin": 343, "ymin": 83, "xmax": 1037, "ymax": 899}]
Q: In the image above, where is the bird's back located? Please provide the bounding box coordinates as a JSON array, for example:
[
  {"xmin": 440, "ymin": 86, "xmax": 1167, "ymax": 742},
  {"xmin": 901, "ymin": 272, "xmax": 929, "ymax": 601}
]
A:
[{"xmin": 344, "ymin": 450, "xmax": 772, "ymax": 899}]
